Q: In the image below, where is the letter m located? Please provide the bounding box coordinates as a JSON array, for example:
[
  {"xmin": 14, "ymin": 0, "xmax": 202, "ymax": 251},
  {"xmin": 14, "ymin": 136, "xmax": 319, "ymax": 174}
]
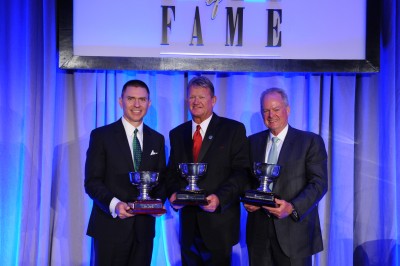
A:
[{"xmin": 225, "ymin": 7, "xmax": 244, "ymax": 46}]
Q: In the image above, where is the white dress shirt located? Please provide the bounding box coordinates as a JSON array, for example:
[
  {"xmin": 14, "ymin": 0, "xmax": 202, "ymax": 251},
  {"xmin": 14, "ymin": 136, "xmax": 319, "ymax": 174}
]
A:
[
  {"xmin": 110, "ymin": 117, "xmax": 144, "ymax": 218},
  {"xmin": 264, "ymin": 124, "xmax": 289, "ymax": 163}
]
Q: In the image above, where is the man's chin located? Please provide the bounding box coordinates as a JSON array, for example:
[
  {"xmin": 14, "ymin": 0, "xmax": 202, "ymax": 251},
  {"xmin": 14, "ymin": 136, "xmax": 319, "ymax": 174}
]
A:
[
  {"xmin": 191, "ymin": 112, "xmax": 203, "ymax": 118},
  {"xmin": 126, "ymin": 116, "xmax": 144, "ymax": 124},
  {"xmin": 267, "ymin": 125, "xmax": 279, "ymax": 131}
]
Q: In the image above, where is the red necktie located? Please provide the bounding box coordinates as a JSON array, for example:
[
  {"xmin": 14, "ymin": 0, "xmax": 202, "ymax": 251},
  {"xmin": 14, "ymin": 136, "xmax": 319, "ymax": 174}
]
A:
[{"xmin": 193, "ymin": 125, "xmax": 202, "ymax": 163}]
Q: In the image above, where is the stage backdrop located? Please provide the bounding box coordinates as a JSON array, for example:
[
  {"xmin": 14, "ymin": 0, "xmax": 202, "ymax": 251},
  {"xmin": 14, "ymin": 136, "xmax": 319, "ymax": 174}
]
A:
[
  {"xmin": 59, "ymin": 0, "xmax": 379, "ymax": 72},
  {"xmin": 0, "ymin": 0, "xmax": 399, "ymax": 265}
]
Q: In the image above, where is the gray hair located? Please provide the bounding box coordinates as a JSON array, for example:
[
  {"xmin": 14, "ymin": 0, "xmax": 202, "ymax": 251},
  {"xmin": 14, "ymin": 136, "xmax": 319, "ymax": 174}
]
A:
[
  {"xmin": 260, "ymin": 88, "xmax": 289, "ymax": 113},
  {"xmin": 187, "ymin": 76, "xmax": 215, "ymax": 97}
]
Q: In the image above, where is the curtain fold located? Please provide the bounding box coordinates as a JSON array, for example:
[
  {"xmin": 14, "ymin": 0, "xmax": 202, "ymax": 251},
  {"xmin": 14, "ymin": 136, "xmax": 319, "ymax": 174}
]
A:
[{"xmin": 0, "ymin": 0, "xmax": 399, "ymax": 265}]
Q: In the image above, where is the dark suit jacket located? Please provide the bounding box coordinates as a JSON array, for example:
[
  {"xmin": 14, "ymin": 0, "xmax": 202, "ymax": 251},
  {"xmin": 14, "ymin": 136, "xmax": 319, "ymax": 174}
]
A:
[
  {"xmin": 85, "ymin": 119, "xmax": 166, "ymax": 243},
  {"xmin": 246, "ymin": 126, "xmax": 328, "ymax": 258},
  {"xmin": 166, "ymin": 114, "xmax": 250, "ymax": 250}
]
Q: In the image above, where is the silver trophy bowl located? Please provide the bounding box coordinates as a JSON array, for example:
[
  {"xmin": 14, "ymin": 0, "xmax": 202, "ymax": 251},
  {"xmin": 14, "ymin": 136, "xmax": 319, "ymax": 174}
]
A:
[
  {"xmin": 178, "ymin": 163, "xmax": 207, "ymax": 191},
  {"xmin": 129, "ymin": 171, "xmax": 159, "ymax": 200},
  {"xmin": 253, "ymin": 162, "xmax": 280, "ymax": 193}
]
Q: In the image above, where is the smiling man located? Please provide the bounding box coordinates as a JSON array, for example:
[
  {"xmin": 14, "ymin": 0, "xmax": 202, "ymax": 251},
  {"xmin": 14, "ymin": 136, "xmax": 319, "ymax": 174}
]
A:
[
  {"xmin": 166, "ymin": 76, "xmax": 250, "ymax": 265},
  {"xmin": 84, "ymin": 80, "xmax": 166, "ymax": 266},
  {"xmin": 244, "ymin": 88, "xmax": 328, "ymax": 266}
]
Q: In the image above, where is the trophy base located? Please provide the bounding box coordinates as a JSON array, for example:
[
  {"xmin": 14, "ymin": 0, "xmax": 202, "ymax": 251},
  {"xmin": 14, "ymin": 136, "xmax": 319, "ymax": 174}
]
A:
[
  {"xmin": 172, "ymin": 190, "xmax": 209, "ymax": 206},
  {"xmin": 241, "ymin": 190, "xmax": 279, "ymax": 207},
  {"xmin": 127, "ymin": 199, "xmax": 166, "ymax": 215}
]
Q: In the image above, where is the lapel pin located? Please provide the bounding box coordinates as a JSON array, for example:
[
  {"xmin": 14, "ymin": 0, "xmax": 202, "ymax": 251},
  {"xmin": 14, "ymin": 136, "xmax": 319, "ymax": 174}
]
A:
[{"xmin": 208, "ymin": 135, "xmax": 213, "ymax": 140}]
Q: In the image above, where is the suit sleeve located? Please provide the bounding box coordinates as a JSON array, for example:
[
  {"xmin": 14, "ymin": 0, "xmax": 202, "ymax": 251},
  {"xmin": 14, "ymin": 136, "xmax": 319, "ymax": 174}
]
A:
[
  {"xmin": 151, "ymin": 134, "xmax": 167, "ymax": 202},
  {"xmin": 84, "ymin": 129, "xmax": 115, "ymax": 214},
  {"xmin": 291, "ymin": 134, "xmax": 328, "ymax": 221},
  {"xmin": 165, "ymin": 130, "xmax": 181, "ymax": 198},
  {"xmin": 215, "ymin": 123, "xmax": 251, "ymax": 212}
]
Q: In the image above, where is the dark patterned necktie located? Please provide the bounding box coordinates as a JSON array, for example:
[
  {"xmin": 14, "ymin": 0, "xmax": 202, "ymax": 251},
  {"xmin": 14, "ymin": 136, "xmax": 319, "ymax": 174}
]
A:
[
  {"xmin": 133, "ymin": 128, "xmax": 142, "ymax": 171},
  {"xmin": 192, "ymin": 125, "xmax": 202, "ymax": 163}
]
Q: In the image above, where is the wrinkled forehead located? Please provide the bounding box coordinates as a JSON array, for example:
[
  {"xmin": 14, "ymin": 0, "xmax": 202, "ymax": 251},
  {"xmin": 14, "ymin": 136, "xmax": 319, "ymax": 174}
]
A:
[
  {"xmin": 263, "ymin": 92, "xmax": 286, "ymax": 106},
  {"xmin": 188, "ymin": 85, "xmax": 213, "ymax": 97}
]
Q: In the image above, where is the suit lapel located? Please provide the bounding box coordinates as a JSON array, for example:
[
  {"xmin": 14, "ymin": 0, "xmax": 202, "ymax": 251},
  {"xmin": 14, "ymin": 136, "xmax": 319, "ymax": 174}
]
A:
[
  {"xmin": 141, "ymin": 124, "xmax": 153, "ymax": 169},
  {"xmin": 255, "ymin": 130, "xmax": 269, "ymax": 163},
  {"xmin": 273, "ymin": 126, "xmax": 296, "ymax": 191},
  {"xmin": 182, "ymin": 122, "xmax": 193, "ymax": 162},
  {"xmin": 197, "ymin": 114, "xmax": 219, "ymax": 162},
  {"xmin": 277, "ymin": 126, "xmax": 296, "ymax": 165},
  {"xmin": 114, "ymin": 119, "xmax": 135, "ymax": 170}
]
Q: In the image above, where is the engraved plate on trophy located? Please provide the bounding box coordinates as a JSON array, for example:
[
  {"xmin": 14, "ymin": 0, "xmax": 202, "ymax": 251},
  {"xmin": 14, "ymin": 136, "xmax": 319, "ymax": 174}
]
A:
[
  {"xmin": 172, "ymin": 163, "xmax": 209, "ymax": 206},
  {"xmin": 241, "ymin": 162, "xmax": 281, "ymax": 207},
  {"xmin": 127, "ymin": 171, "xmax": 166, "ymax": 215}
]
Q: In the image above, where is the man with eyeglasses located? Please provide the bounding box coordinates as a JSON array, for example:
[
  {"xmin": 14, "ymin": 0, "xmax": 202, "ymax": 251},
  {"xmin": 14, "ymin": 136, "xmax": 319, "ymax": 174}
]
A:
[
  {"xmin": 85, "ymin": 79, "xmax": 166, "ymax": 266},
  {"xmin": 167, "ymin": 76, "xmax": 250, "ymax": 265}
]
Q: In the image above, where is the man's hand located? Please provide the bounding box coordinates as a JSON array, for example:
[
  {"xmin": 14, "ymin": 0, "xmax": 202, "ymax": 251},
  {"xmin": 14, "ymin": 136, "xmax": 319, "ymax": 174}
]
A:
[
  {"xmin": 263, "ymin": 198, "xmax": 293, "ymax": 219},
  {"xmin": 169, "ymin": 192, "xmax": 185, "ymax": 210},
  {"xmin": 115, "ymin": 201, "xmax": 135, "ymax": 219},
  {"xmin": 243, "ymin": 203, "xmax": 261, "ymax": 212},
  {"xmin": 201, "ymin": 194, "xmax": 219, "ymax": 212}
]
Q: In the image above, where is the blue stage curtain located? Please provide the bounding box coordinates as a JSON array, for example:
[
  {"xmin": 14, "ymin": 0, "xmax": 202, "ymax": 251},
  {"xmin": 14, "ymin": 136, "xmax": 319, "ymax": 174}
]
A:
[{"xmin": 0, "ymin": 0, "xmax": 399, "ymax": 265}]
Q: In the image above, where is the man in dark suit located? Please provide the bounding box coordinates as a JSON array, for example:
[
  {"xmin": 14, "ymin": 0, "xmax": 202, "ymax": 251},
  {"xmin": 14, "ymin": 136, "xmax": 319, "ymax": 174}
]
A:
[
  {"xmin": 84, "ymin": 80, "xmax": 166, "ymax": 266},
  {"xmin": 167, "ymin": 76, "xmax": 250, "ymax": 265},
  {"xmin": 244, "ymin": 88, "xmax": 328, "ymax": 266}
]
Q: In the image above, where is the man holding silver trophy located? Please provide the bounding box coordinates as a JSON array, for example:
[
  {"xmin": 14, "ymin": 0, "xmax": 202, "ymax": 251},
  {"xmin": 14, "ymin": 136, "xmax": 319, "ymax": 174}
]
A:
[
  {"xmin": 84, "ymin": 80, "xmax": 166, "ymax": 266},
  {"xmin": 244, "ymin": 88, "xmax": 328, "ymax": 266},
  {"xmin": 167, "ymin": 76, "xmax": 250, "ymax": 265}
]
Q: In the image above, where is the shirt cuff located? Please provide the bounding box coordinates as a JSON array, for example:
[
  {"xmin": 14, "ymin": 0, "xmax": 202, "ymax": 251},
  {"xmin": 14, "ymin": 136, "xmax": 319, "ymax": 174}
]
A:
[
  {"xmin": 110, "ymin": 197, "xmax": 121, "ymax": 218},
  {"xmin": 290, "ymin": 202, "xmax": 300, "ymax": 221}
]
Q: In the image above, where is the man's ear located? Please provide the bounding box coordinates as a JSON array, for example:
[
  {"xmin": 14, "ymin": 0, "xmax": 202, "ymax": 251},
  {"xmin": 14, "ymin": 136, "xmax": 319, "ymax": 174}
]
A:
[{"xmin": 212, "ymin": 96, "xmax": 217, "ymax": 107}]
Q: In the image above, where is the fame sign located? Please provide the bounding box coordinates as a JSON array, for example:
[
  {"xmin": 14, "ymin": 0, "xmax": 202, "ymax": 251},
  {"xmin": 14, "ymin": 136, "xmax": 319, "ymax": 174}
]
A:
[{"xmin": 58, "ymin": 0, "xmax": 379, "ymax": 72}]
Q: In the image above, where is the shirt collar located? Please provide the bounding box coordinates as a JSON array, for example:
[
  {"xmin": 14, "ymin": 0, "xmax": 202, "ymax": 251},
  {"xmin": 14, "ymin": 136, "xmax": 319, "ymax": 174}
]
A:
[
  {"xmin": 269, "ymin": 124, "xmax": 289, "ymax": 142},
  {"xmin": 121, "ymin": 116, "xmax": 144, "ymax": 136},
  {"xmin": 192, "ymin": 114, "xmax": 213, "ymax": 134}
]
